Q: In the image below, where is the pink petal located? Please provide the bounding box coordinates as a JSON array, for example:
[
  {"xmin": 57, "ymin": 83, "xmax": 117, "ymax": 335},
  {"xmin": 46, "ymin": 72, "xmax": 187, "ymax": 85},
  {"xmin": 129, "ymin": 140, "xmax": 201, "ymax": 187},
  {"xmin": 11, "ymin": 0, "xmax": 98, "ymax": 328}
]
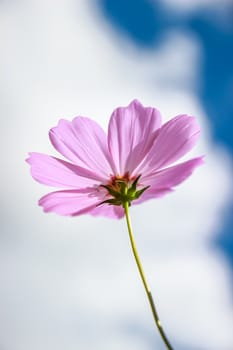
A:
[
  {"xmin": 136, "ymin": 114, "xmax": 200, "ymax": 174},
  {"xmin": 90, "ymin": 204, "xmax": 125, "ymax": 219},
  {"xmin": 39, "ymin": 189, "xmax": 100, "ymax": 216},
  {"xmin": 49, "ymin": 117, "xmax": 114, "ymax": 178},
  {"xmin": 27, "ymin": 152, "xmax": 102, "ymax": 188},
  {"xmin": 108, "ymin": 100, "xmax": 162, "ymax": 175},
  {"xmin": 142, "ymin": 157, "xmax": 204, "ymax": 188},
  {"xmin": 135, "ymin": 157, "xmax": 204, "ymax": 205}
]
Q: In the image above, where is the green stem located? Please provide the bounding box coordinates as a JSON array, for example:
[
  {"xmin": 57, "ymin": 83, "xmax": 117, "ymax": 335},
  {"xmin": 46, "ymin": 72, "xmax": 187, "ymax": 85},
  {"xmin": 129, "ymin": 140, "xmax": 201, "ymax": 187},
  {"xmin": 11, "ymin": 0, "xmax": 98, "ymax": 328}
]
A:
[{"xmin": 124, "ymin": 201, "xmax": 174, "ymax": 350}]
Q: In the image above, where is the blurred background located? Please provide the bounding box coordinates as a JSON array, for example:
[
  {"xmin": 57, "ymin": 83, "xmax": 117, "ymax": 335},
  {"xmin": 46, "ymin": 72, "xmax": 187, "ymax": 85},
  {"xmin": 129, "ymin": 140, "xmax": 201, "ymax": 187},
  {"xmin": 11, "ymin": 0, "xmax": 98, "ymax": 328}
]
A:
[{"xmin": 1, "ymin": 0, "xmax": 233, "ymax": 349}]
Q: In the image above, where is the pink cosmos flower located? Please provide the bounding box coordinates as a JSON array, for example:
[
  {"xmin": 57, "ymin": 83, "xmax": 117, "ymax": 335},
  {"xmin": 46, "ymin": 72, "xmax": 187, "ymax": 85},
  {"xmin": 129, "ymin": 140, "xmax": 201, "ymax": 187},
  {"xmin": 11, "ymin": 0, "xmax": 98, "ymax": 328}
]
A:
[{"xmin": 27, "ymin": 100, "xmax": 203, "ymax": 219}]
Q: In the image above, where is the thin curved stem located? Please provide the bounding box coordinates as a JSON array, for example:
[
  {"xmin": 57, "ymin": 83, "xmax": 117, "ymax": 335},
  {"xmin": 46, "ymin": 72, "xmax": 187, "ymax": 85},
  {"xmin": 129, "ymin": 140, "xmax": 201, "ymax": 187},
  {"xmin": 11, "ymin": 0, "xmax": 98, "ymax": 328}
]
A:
[{"xmin": 124, "ymin": 201, "xmax": 174, "ymax": 350}]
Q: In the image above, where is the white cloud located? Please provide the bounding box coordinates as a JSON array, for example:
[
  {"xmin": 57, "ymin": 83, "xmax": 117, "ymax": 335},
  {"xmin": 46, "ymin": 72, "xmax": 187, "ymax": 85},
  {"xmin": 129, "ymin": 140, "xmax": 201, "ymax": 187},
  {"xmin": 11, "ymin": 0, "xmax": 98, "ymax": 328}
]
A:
[
  {"xmin": 0, "ymin": 0, "xmax": 233, "ymax": 349},
  {"xmin": 160, "ymin": 0, "xmax": 232, "ymax": 16}
]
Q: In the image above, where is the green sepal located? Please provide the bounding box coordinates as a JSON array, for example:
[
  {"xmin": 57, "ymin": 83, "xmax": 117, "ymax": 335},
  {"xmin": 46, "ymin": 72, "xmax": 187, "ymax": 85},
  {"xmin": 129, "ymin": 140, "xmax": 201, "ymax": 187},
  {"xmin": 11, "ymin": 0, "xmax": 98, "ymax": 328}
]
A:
[
  {"xmin": 100, "ymin": 185, "xmax": 122, "ymax": 199},
  {"xmin": 134, "ymin": 186, "xmax": 150, "ymax": 199},
  {"xmin": 97, "ymin": 198, "xmax": 124, "ymax": 206},
  {"xmin": 127, "ymin": 175, "xmax": 141, "ymax": 197},
  {"xmin": 131, "ymin": 175, "xmax": 141, "ymax": 192}
]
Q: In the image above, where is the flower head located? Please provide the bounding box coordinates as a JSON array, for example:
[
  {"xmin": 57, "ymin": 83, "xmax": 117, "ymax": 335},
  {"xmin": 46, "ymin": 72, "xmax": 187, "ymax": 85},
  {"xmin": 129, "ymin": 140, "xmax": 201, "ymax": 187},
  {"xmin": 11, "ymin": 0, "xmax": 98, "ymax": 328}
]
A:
[{"xmin": 27, "ymin": 100, "xmax": 203, "ymax": 219}]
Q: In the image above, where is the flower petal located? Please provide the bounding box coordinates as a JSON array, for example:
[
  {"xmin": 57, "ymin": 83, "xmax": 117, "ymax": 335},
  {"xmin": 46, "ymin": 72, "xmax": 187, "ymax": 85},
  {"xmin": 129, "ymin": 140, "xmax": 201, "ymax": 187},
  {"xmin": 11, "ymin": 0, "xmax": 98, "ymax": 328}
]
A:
[
  {"xmin": 39, "ymin": 189, "xmax": 100, "ymax": 216},
  {"xmin": 137, "ymin": 114, "xmax": 200, "ymax": 174},
  {"xmin": 27, "ymin": 152, "xmax": 102, "ymax": 188},
  {"xmin": 142, "ymin": 157, "xmax": 204, "ymax": 189},
  {"xmin": 135, "ymin": 157, "xmax": 204, "ymax": 205},
  {"xmin": 49, "ymin": 117, "xmax": 113, "ymax": 178},
  {"xmin": 90, "ymin": 204, "xmax": 125, "ymax": 219},
  {"xmin": 108, "ymin": 100, "xmax": 162, "ymax": 175}
]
